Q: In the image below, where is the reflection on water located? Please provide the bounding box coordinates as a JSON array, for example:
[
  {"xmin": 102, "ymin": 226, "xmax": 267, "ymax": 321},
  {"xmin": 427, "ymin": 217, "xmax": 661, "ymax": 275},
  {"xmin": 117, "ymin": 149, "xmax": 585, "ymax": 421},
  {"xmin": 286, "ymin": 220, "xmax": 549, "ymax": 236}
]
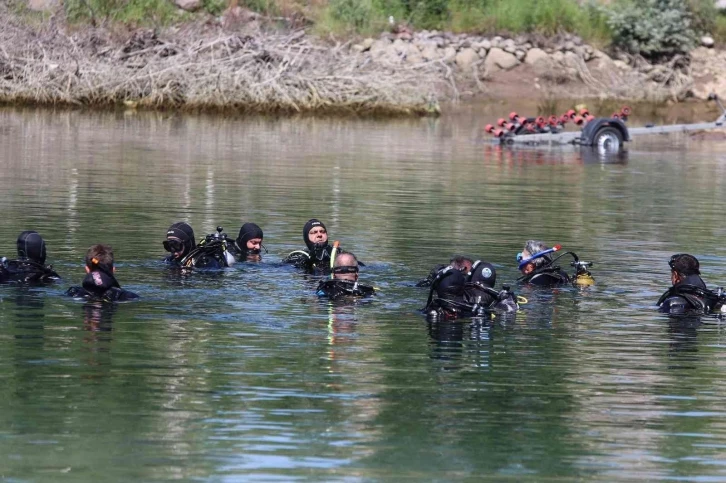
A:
[{"xmin": 2, "ymin": 108, "xmax": 726, "ymax": 480}]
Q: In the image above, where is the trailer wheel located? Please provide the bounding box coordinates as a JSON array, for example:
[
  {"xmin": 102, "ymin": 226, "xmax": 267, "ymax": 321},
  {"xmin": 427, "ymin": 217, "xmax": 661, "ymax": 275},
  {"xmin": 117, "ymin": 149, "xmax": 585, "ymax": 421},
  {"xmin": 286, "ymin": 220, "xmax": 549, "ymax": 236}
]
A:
[{"xmin": 593, "ymin": 126, "xmax": 623, "ymax": 152}]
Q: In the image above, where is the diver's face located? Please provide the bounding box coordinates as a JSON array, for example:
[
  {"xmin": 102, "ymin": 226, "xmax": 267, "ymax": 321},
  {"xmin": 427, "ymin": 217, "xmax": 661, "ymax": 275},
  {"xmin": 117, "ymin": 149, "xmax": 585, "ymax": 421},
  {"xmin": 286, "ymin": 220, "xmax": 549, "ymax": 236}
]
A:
[
  {"xmin": 334, "ymin": 270, "xmax": 358, "ymax": 282},
  {"xmin": 165, "ymin": 237, "xmax": 186, "ymax": 259},
  {"xmin": 521, "ymin": 262, "xmax": 535, "ymax": 275},
  {"xmin": 518, "ymin": 249, "xmax": 534, "ymax": 274},
  {"xmin": 671, "ymin": 270, "xmax": 681, "ymax": 285},
  {"xmin": 246, "ymin": 238, "xmax": 262, "ymax": 252},
  {"xmin": 308, "ymin": 226, "xmax": 328, "ymax": 245}
]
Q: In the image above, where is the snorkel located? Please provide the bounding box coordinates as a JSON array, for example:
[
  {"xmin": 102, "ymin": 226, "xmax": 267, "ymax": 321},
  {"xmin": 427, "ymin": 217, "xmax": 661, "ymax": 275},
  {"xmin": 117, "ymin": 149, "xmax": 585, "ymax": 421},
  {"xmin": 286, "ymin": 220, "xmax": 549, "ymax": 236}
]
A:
[
  {"xmin": 517, "ymin": 245, "xmax": 561, "ymax": 270},
  {"xmin": 330, "ymin": 240, "xmax": 340, "ymax": 279}
]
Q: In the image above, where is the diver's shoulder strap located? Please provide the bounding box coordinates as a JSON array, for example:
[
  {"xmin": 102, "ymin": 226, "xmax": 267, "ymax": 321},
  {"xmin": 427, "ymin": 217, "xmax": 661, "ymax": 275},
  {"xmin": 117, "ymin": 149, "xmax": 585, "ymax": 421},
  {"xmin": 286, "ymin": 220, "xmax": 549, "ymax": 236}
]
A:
[
  {"xmin": 464, "ymin": 283, "xmax": 499, "ymax": 297},
  {"xmin": 659, "ymin": 284, "xmax": 726, "ymax": 312},
  {"xmin": 518, "ymin": 266, "xmax": 569, "ymax": 284},
  {"xmin": 182, "ymin": 240, "xmax": 230, "ymax": 267}
]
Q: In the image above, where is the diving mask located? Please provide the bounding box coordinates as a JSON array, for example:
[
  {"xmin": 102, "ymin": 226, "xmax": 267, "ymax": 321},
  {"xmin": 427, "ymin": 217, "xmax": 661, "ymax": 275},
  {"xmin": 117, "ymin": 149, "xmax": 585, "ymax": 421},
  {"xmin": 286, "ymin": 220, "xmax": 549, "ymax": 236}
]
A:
[
  {"xmin": 333, "ymin": 265, "xmax": 359, "ymax": 275},
  {"xmin": 163, "ymin": 239, "xmax": 184, "ymax": 253}
]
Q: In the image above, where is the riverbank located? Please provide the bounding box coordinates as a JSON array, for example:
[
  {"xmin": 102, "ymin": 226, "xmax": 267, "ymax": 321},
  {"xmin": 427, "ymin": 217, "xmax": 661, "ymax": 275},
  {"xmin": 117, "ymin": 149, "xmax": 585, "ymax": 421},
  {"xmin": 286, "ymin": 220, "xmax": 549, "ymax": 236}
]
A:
[{"xmin": 0, "ymin": 5, "xmax": 722, "ymax": 116}]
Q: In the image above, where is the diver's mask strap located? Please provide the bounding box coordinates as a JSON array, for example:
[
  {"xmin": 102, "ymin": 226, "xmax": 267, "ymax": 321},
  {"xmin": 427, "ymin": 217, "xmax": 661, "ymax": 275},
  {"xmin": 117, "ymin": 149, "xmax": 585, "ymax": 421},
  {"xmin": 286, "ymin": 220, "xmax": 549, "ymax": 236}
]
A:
[{"xmin": 468, "ymin": 260, "xmax": 481, "ymax": 277}]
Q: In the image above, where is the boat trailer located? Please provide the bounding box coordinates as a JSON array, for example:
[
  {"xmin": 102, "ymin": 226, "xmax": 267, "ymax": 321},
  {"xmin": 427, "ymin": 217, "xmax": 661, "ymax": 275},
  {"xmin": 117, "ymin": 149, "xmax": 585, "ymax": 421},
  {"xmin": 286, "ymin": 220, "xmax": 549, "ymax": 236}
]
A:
[{"xmin": 485, "ymin": 94, "xmax": 726, "ymax": 151}]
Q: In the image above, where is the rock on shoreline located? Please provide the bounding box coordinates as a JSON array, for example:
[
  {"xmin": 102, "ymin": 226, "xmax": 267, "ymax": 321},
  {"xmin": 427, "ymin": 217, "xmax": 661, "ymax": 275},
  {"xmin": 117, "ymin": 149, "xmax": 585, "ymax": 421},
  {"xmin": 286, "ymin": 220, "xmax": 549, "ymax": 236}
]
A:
[{"xmin": 351, "ymin": 29, "xmax": 705, "ymax": 103}]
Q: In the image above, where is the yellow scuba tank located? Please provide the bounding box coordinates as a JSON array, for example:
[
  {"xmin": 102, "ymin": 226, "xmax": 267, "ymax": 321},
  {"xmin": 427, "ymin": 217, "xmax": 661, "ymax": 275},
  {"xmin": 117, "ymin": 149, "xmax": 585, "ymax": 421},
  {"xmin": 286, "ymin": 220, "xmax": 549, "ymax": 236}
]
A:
[{"xmin": 574, "ymin": 272, "xmax": 595, "ymax": 286}]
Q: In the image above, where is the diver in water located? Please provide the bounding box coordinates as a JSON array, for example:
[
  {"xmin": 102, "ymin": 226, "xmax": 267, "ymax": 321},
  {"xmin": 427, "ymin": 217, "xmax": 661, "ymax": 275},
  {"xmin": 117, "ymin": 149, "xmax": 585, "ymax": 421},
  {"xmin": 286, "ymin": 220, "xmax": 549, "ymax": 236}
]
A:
[
  {"xmin": 316, "ymin": 253, "xmax": 375, "ymax": 300},
  {"xmin": 283, "ymin": 219, "xmax": 340, "ymax": 274},
  {"xmin": 163, "ymin": 222, "xmax": 196, "ymax": 265},
  {"xmin": 657, "ymin": 253, "xmax": 726, "ymax": 315},
  {"xmin": 229, "ymin": 222, "xmax": 266, "ymax": 262},
  {"xmin": 66, "ymin": 244, "xmax": 139, "ymax": 302},
  {"xmin": 517, "ymin": 240, "xmax": 594, "ymax": 286},
  {"xmin": 0, "ymin": 231, "xmax": 60, "ymax": 284},
  {"xmin": 163, "ymin": 222, "xmax": 234, "ymax": 269},
  {"xmin": 423, "ymin": 267, "xmax": 467, "ymax": 319},
  {"xmin": 424, "ymin": 261, "xmax": 520, "ymax": 319}
]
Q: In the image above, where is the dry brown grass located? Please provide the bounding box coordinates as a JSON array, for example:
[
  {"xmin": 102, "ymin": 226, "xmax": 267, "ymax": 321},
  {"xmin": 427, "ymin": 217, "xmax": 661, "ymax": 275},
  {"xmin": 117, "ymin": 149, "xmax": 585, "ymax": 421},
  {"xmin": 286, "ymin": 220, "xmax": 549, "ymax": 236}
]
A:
[{"xmin": 0, "ymin": 11, "xmax": 443, "ymax": 116}]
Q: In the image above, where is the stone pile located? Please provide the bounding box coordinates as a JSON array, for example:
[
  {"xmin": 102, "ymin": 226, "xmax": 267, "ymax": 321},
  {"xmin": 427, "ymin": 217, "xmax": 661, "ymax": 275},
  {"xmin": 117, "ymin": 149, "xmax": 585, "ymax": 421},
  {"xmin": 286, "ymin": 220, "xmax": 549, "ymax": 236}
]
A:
[
  {"xmin": 351, "ymin": 29, "xmax": 702, "ymax": 101},
  {"xmin": 354, "ymin": 30, "xmax": 598, "ymax": 74}
]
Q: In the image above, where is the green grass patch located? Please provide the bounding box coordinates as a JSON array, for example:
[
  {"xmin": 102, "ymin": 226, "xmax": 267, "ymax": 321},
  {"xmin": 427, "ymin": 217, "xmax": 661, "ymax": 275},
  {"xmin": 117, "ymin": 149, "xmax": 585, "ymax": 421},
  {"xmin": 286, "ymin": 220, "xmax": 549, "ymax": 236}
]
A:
[
  {"xmin": 449, "ymin": 0, "xmax": 610, "ymax": 43},
  {"xmin": 714, "ymin": 14, "xmax": 726, "ymax": 44},
  {"xmin": 315, "ymin": 0, "xmax": 611, "ymax": 46},
  {"xmin": 64, "ymin": 0, "xmax": 188, "ymax": 26}
]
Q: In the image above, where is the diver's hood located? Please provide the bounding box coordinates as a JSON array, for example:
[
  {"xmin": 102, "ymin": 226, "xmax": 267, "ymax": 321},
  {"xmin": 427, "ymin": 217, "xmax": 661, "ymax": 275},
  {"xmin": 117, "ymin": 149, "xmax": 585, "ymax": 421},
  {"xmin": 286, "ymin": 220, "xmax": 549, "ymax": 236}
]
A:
[
  {"xmin": 303, "ymin": 218, "xmax": 328, "ymax": 252},
  {"xmin": 237, "ymin": 222, "xmax": 264, "ymax": 254},
  {"xmin": 166, "ymin": 222, "xmax": 196, "ymax": 258},
  {"xmin": 17, "ymin": 230, "xmax": 46, "ymax": 265},
  {"xmin": 469, "ymin": 261, "xmax": 496, "ymax": 288}
]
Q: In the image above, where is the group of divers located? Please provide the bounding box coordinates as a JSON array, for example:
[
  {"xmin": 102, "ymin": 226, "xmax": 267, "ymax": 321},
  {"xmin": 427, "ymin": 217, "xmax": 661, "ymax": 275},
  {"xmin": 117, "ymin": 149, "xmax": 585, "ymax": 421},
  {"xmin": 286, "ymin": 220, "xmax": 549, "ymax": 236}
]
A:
[{"xmin": 3, "ymin": 218, "xmax": 726, "ymax": 318}]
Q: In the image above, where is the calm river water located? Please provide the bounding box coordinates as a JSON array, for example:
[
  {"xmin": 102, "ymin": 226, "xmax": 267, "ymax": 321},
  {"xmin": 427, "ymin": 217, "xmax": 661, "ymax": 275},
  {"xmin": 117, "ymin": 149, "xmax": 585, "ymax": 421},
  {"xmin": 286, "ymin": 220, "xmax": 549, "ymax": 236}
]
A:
[{"xmin": 2, "ymin": 106, "xmax": 726, "ymax": 481}]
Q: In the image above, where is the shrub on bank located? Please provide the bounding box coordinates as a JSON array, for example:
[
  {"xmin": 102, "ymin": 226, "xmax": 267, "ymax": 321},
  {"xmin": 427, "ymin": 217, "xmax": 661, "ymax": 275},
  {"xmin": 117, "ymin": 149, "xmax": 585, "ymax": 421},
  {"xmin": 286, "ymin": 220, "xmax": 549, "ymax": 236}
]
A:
[{"xmin": 606, "ymin": 0, "xmax": 696, "ymax": 59}]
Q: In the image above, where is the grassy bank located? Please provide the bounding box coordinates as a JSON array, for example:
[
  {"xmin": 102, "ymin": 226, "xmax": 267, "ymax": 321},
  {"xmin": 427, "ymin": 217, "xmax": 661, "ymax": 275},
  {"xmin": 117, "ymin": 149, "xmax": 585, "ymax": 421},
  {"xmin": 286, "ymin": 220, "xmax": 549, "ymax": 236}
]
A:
[{"xmin": 25, "ymin": 0, "xmax": 726, "ymax": 49}]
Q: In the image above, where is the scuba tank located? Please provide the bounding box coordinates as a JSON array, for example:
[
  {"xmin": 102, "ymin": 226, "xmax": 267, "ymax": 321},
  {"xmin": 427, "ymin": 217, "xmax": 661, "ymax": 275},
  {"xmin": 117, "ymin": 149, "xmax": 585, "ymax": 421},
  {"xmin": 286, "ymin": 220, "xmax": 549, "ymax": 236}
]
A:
[
  {"xmin": 181, "ymin": 226, "xmax": 233, "ymax": 268},
  {"xmin": 572, "ymin": 260, "xmax": 595, "ymax": 286}
]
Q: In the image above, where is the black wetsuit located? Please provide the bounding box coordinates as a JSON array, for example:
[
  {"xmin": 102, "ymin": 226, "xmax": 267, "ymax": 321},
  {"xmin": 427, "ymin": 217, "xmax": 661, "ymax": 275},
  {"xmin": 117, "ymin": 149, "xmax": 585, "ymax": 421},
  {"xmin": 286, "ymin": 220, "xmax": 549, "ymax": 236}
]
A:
[
  {"xmin": 316, "ymin": 279, "xmax": 375, "ymax": 300},
  {"xmin": 66, "ymin": 270, "xmax": 139, "ymax": 302},
  {"xmin": 463, "ymin": 284, "xmax": 500, "ymax": 309},
  {"xmin": 416, "ymin": 264, "xmax": 447, "ymax": 287},
  {"xmin": 424, "ymin": 269, "xmax": 468, "ymax": 318},
  {"xmin": 0, "ymin": 258, "xmax": 59, "ymax": 284},
  {"xmin": 283, "ymin": 244, "xmax": 337, "ymax": 275},
  {"xmin": 657, "ymin": 275, "xmax": 725, "ymax": 315},
  {"xmin": 462, "ymin": 261, "xmax": 499, "ymax": 306},
  {"xmin": 519, "ymin": 266, "xmax": 571, "ymax": 286},
  {"xmin": 461, "ymin": 284, "xmax": 519, "ymax": 314}
]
